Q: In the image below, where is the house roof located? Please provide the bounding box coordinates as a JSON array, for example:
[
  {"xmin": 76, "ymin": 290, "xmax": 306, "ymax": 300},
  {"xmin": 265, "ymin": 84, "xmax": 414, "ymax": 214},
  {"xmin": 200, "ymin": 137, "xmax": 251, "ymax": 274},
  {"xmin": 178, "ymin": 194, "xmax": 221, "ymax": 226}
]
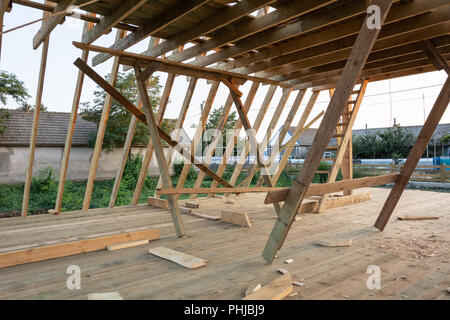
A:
[
  {"xmin": 0, "ymin": 110, "xmax": 98, "ymax": 147},
  {"xmin": 0, "ymin": 110, "xmax": 192, "ymax": 148}
]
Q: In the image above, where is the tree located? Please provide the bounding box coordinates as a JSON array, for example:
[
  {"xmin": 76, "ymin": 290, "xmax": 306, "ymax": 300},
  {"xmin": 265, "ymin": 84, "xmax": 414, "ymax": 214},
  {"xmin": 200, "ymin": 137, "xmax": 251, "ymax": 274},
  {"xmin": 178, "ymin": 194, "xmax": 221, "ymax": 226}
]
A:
[
  {"xmin": 81, "ymin": 71, "xmax": 174, "ymax": 150},
  {"xmin": 17, "ymin": 103, "xmax": 47, "ymax": 112},
  {"xmin": 0, "ymin": 71, "xmax": 31, "ymax": 134},
  {"xmin": 353, "ymin": 126, "xmax": 415, "ymax": 159}
]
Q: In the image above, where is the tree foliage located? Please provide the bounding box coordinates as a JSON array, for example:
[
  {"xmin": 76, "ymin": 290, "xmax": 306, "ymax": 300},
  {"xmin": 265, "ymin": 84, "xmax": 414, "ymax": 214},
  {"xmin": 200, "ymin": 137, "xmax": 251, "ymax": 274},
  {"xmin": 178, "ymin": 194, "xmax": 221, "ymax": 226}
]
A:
[
  {"xmin": 81, "ymin": 71, "xmax": 174, "ymax": 150},
  {"xmin": 353, "ymin": 126, "xmax": 415, "ymax": 159},
  {"xmin": 202, "ymin": 105, "xmax": 239, "ymax": 153},
  {"xmin": 0, "ymin": 71, "xmax": 31, "ymax": 134}
]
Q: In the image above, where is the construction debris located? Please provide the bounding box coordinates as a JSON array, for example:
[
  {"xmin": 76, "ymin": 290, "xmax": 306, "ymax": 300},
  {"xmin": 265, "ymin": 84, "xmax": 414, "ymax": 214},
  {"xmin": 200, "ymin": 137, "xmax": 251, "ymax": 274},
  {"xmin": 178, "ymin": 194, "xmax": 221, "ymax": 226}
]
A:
[
  {"xmin": 221, "ymin": 211, "xmax": 251, "ymax": 227},
  {"xmin": 147, "ymin": 197, "xmax": 169, "ymax": 209},
  {"xmin": 107, "ymin": 239, "xmax": 149, "ymax": 251},
  {"xmin": 397, "ymin": 215, "xmax": 440, "ymax": 221},
  {"xmin": 245, "ymin": 283, "xmax": 262, "ymax": 296},
  {"xmin": 149, "ymin": 247, "xmax": 207, "ymax": 269},
  {"xmin": 277, "ymin": 268, "xmax": 289, "ymax": 275},
  {"xmin": 243, "ymin": 274, "xmax": 293, "ymax": 300},
  {"xmin": 315, "ymin": 239, "xmax": 353, "ymax": 247},
  {"xmin": 285, "ymin": 259, "xmax": 294, "ymax": 264},
  {"xmin": 185, "ymin": 202, "xmax": 200, "ymax": 209},
  {"xmin": 292, "ymin": 281, "xmax": 304, "ymax": 287}
]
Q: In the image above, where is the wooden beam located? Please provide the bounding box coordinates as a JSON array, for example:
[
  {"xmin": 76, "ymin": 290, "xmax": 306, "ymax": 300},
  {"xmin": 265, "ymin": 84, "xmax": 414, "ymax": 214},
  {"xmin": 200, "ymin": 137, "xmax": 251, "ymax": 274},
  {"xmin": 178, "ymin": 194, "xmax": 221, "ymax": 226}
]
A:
[
  {"xmin": 131, "ymin": 70, "xmax": 175, "ymax": 207},
  {"xmin": 32, "ymin": 0, "xmax": 76, "ymax": 49},
  {"xmin": 228, "ymin": 85, "xmax": 277, "ymax": 186},
  {"xmin": 136, "ymin": 67, "xmax": 185, "ymax": 237},
  {"xmin": 168, "ymin": 0, "xmax": 336, "ymax": 63},
  {"xmin": 0, "ymin": 0, "xmax": 10, "ymax": 62},
  {"xmin": 75, "ymin": 41, "xmax": 291, "ymax": 88},
  {"xmin": 0, "ymin": 229, "xmax": 160, "ymax": 269},
  {"xmin": 272, "ymin": 102, "xmax": 323, "ymax": 185},
  {"xmin": 190, "ymin": 92, "xmax": 236, "ymax": 198},
  {"xmin": 225, "ymin": 80, "xmax": 283, "ymax": 215},
  {"xmin": 82, "ymin": 30, "xmax": 125, "ymax": 212},
  {"xmin": 81, "ymin": 0, "xmax": 147, "ymax": 44},
  {"xmin": 264, "ymin": 174, "xmax": 400, "ymax": 204},
  {"xmin": 73, "ymin": 58, "xmax": 233, "ymax": 189},
  {"xmin": 91, "ymin": 0, "xmax": 210, "ymax": 66},
  {"xmin": 221, "ymin": 211, "xmax": 251, "ymax": 227},
  {"xmin": 262, "ymin": 0, "xmax": 394, "ymax": 264},
  {"xmin": 54, "ymin": 15, "xmax": 96, "ymax": 213},
  {"xmin": 243, "ymin": 273, "xmax": 293, "ymax": 300},
  {"xmin": 109, "ymin": 37, "xmax": 160, "ymax": 208},
  {"xmin": 420, "ymin": 39, "xmax": 450, "ymax": 75},
  {"xmin": 374, "ymin": 76, "xmax": 450, "ymax": 231},
  {"xmin": 175, "ymin": 82, "xmax": 219, "ymax": 194},
  {"xmin": 316, "ymin": 80, "xmax": 368, "ymax": 212},
  {"xmin": 155, "ymin": 76, "xmax": 198, "ymax": 197},
  {"xmin": 148, "ymin": 247, "xmax": 207, "ymax": 269},
  {"xmin": 21, "ymin": 8, "xmax": 50, "ymax": 217},
  {"xmin": 208, "ymin": 82, "xmax": 260, "ymax": 195},
  {"xmin": 240, "ymin": 88, "xmax": 291, "ymax": 187},
  {"xmin": 257, "ymin": 89, "xmax": 306, "ymax": 186},
  {"xmin": 157, "ymin": 187, "xmax": 284, "ymax": 196},
  {"xmin": 140, "ymin": 0, "xmax": 275, "ymax": 58}
]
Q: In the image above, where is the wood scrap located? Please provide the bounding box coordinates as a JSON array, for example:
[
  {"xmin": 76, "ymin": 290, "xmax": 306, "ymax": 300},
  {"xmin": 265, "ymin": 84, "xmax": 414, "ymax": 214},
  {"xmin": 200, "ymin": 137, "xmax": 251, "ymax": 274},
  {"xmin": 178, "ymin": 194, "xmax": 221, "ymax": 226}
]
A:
[
  {"xmin": 245, "ymin": 283, "xmax": 262, "ymax": 296},
  {"xmin": 277, "ymin": 268, "xmax": 289, "ymax": 274},
  {"xmin": 185, "ymin": 202, "xmax": 199, "ymax": 209},
  {"xmin": 179, "ymin": 207, "xmax": 192, "ymax": 214},
  {"xmin": 149, "ymin": 247, "xmax": 207, "ymax": 269},
  {"xmin": 285, "ymin": 259, "xmax": 294, "ymax": 264},
  {"xmin": 147, "ymin": 197, "xmax": 169, "ymax": 209},
  {"xmin": 225, "ymin": 199, "xmax": 235, "ymax": 204},
  {"xmin": 221, "ymin": 210, "xmax": 251, "ymax": 227},
  {"xmin": 292, "ymin": 281, "xmax": 304, "ymax": 287},
  {"xmin": 315, "ymin": 239, "xmax": 353, "ymax": 247},
  {"xmin": 107, "ymin": 239, "xmax": 149, "ymax": 251},
  {"xmin": 243, "ymin": 274, "xmax": 293, "ymax": 300},
  {"xmin": 397, "ymin": 215, "xmax": 440, "ymax": 221}
]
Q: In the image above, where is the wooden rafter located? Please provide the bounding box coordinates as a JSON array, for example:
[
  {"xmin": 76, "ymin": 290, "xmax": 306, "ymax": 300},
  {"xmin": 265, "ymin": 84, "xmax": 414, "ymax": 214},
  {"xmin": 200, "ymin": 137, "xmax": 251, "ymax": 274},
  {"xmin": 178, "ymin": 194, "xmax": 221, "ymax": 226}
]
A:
[
  {"xmin": 32, "ymin": 0, "xmax": 76, "ymax": 49},
  {"xmin": 73, "ymin": 58, "xmax": 234, "ymax": 190},
  {"xmin": 92, "ymin": 0, "xmax": 210, "ymax": 66},
  {"xmin": 420, "ymin": 39, "xmax": 450, "ymax": 74},
  {"xmin": 81, "ymin": 0, "xmax": 147, "ymax": 44},
  {"xmin": 374, "ymin": 76, "xmax": 450, "ymax": 231},
  {"xmin": 262, "ymin": 0, "xmax": 394, "ymax": 264}
]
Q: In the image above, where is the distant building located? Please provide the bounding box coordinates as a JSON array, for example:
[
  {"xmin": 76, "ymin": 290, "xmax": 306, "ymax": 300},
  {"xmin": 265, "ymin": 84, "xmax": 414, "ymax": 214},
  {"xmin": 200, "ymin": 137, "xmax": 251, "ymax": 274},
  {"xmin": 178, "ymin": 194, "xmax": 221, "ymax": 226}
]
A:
[
  {"xmin": 0, "ymin": 110, "xmax": 190, "ymax": 184},
  {"xmin": 265, "ymin": 123, "xmax": 450, "ymax": 159}
]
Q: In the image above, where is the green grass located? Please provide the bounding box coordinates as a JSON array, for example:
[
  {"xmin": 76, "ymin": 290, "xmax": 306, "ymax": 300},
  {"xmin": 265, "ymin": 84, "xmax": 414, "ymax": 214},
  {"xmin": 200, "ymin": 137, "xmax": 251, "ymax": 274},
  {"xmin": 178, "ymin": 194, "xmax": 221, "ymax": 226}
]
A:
[{"xmin": 0, "ymin": 159, "xmax": 340, "ymax": 217}]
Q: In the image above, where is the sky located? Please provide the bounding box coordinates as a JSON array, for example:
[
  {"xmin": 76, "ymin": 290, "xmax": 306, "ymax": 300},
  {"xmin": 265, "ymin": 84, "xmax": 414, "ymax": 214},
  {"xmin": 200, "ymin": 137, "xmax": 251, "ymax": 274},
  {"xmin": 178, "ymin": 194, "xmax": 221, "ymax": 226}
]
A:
[{"xmin": 1, "ymin": 4, "xmax": 449, "ymax": 141}]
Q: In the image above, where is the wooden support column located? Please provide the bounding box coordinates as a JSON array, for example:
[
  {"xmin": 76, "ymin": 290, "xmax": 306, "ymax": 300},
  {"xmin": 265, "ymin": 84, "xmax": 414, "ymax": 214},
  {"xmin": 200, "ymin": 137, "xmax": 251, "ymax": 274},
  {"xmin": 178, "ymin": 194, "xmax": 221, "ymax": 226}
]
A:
[
  {"xmin": 375, "ymin": 76, "xmax": 450, "ymax": 231},
  {"xmin": 262, "ymin": 0, "xmax": 394, "ymax": 263},
  {"xmin": 135, "ymin": 67, "xmax": 185, "ymax": 237},
  {"xmin": 131, "ymin": 72, "xmax": 175, "ymax": 206},
  {"xmin": 154, "ymin": 76, "xmax": 198, "ymax": 197},
  {"xmin": 190, "ymin": 92, "xmax": 236, "ymax": 199},
  {"xmin": 241, "ymin": 87, "xmax": 292, "ymax": 187},
  {"xmin": 224, "ymin": 80, "xmax": 282, "ymax": 216},
  {"xmin": 82, "ymin": 30, "xmax": 125, "ymax": 212},
  {"xmin": 271, "ymin": 91, "xmax": 320, "ymax": 185},
  {"xmin": 0, "ymin": 0, "xmax": 11, "ymax": 62},
  {"xmin": 208, "ymin": 82, "xmax": 260, "ymax": 195},
  {"xmin": 109, "ymin": 37, "xmax": 160, "ymax": 208},
  {"xmin": 316, "ymin": 80, "xmax": 368, "ymax": 212},
  {"xmin": 53, "ymin": 15, "xmax": 96, "ymax": 214},
  {"xmin": 175, "ymin": 81, "xmax": 219, "ymax": 194},
  {"xmin": 256, "ymin": 89, "xmax": 306, "ymax": 186},
  {"xmin": 21, "ymin": 7, "xmax": 50, "ymax": 217},
  {"xmin": 228, "ymin": 85, "xmax": 277, "ymax": 186}
]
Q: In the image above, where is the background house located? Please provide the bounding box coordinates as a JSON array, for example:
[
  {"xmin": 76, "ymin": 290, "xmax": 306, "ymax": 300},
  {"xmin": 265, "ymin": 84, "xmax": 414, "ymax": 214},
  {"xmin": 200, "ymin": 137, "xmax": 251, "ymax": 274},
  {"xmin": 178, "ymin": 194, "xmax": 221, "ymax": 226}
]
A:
[{"xmin": 0, "ymin": 110, "xmax": 190, "ymax": 184}]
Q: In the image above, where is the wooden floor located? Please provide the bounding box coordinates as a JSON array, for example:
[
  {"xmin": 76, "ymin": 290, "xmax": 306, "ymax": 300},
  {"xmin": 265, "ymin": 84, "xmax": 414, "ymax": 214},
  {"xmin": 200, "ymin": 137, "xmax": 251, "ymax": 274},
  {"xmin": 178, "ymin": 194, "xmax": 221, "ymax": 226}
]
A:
[{"xmin": 0, "ymin": 188, "xmax": 449, "ymax": 300}]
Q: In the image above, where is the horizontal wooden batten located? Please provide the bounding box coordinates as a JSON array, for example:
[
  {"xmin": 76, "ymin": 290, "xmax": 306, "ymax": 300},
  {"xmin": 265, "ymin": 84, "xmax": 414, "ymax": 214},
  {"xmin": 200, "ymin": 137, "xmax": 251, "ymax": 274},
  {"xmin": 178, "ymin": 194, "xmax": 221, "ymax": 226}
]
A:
[
  {"xmin": 73, "ymin": 42, "xmax": 291, "ymax": 88},
  {"xmin": 264, "ymin": 174, "xmax": 400, "ymax": 204}
]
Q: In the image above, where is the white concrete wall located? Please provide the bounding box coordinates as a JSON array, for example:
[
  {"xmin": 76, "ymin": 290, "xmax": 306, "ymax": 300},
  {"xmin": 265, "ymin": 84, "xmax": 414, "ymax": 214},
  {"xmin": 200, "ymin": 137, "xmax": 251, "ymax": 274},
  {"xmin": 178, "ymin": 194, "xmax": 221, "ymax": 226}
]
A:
[{"xmin": 0, "ymin": 145, "xmax": 187, "ymax": 184}]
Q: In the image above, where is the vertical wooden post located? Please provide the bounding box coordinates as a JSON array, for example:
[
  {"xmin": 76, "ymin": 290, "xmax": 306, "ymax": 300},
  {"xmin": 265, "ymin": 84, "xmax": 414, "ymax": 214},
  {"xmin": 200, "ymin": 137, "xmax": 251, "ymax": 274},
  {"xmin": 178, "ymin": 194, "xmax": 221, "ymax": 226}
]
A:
[
  {"xmin": 82, "ymin": 30, "xmax": 125, "ymax": 212},
  {"xmin": 375, "ymin": 76, "xmax": 450, "ymax": 231},
  {"xmin": 441, "ymin": 163, "xmax": 447, "ymax": 182},
  {"xmin": 21, "ymin": 8, "xmax": 50, "ymax": 217},
  {"xmin": 208, "ymin": 82, "xmax": 260, "ymax": 195},
  {"xmin": 0, "ymin": 0, "xmax": 10, "ymax": 63},
  {"xmin": 109, "ymin": 37, "xmax": 160, "ymax": 208},
  {"xmin": 175, "ymin": 81, "xmax": 219, "ymax": 194},
  {"xmin": 262, "ymin": 0, "xmax": 394, "ymax": 263},
  {"xmin": 131, "ymin": 63, "xmax": 177, "ymax": 206},
  {"xmin": 154, "ymin": 76, "xmax": 198, "ymax": 197},
  {"xmin": 190, "ymin": 92, "xmax": 236, "ymax": 199},
  {"xmin": 257, "ymin": 89, "xmax": 306, "ymax": 186},
  {"xmin": 271, "ymin": 91, "xmax": 320, "ymax": 185},
  {"xmin": 135, "ymin": 67, "xmax": 185, "ymax": 237},
  {"xmin": 54, "ymin": 15, "xmax": 96, "ymax": 214},
  {"xmin": 228, "ymin": 85, "xmax": 277, "ymax": 186},
  {"xmin": 240, "ymin": 88, "xmax": 292, "ymax": 187}
]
